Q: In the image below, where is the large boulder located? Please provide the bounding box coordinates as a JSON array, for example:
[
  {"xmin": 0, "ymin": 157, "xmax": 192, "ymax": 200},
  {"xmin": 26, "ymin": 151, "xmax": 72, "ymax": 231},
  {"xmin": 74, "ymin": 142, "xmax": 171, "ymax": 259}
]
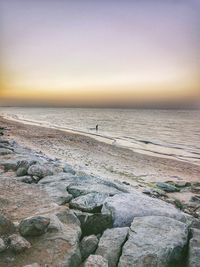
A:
[
  {"xmin": 96, "ymin": 227, "xmax": 128, "ymax": 267},
  {"xmin": 19, "ymin": 216, "xmax": 50, "ymax": 236},
  {"xmin": 83, "ymin": 255, "xmax": 108, "ymax": 267},
  {"xmin": 102, "ymin": 193, "xmax": 187, "ymax": 227},
  {"xmin": 69, "ymin": 192, "xmax": 109, "ymax": 212},
  {"xmin": 80, "ymin": 235, "xmax": 99, "ymax": 260},
  {"xmin": 118, "ymin": 216, "xmax": 188, "ymax": 267},
  {"xmin": 74, "ymin": 210, "xmax": 113, "ymax": 236},
  {"xmin": 188, "ymin": 228, "xmax": 200, "ymax": 267}
]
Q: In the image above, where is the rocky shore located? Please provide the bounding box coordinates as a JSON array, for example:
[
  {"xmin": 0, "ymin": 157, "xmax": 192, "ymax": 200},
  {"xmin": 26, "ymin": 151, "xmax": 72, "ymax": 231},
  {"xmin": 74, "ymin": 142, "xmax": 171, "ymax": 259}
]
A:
[{"xmin": 0, "ymin": 125, "xmax": 200, "ymax": 267}]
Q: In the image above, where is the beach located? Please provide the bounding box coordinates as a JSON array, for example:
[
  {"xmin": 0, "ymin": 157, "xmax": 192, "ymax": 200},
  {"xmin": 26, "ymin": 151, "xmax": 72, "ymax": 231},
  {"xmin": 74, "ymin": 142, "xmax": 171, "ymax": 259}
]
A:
[
  {"xmin": 0, "ymin": 115, "xmax": 200, "ymax": 267},
  {"xmin": 0, "ymin": 115, "xmax": 200, "ymax": 204}
]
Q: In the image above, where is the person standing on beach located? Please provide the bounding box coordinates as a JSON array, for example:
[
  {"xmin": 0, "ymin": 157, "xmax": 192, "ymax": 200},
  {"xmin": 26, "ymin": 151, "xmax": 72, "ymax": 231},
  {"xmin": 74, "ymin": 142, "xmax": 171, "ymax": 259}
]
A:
[{"xmin": 96, "ymin": 124, "xmax": 98, "ymax": 132}]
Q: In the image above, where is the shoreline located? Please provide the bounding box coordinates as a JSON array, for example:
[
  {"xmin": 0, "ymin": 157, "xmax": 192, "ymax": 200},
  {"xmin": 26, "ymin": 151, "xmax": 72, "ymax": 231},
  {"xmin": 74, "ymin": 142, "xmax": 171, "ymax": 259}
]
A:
[{"xmin": 2, "ymin": 113, "xmax": 200, "ymax": 166}]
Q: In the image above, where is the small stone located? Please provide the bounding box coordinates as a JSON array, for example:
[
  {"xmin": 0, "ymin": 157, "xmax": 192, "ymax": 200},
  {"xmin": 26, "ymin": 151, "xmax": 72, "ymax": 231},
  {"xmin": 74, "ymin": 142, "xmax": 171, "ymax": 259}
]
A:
[
  {"xmin": 156, "ymin": 182, "xmax": 179, "ymax": 192},
  {"xmin": 83, "ymin": 255, "xmax": 108, "ymax": 267},
  {"xmin": 0, "ymin": 148, "xmax": 13, "ymax": 155},
  {"xmin": 0, "ymin": 214, "xmax": 15, "ymax": 236},
  {"xmin": 16, "ymin": 176, "xmax": 34, "ymax": 184},
  {"xmin": 80, "ymin": 235, "xmax": 99, "ymax": 260},
  {"xmin": 63, "ymin": 163, "xmax": 76, "ymax": 175},
  {"xmin": 19, "ymin": 216, "xmax": 50, "ymax": 236},
  {"xmin": 9, "ymin": 234, "xmax": 31, "ymax": 253},
  {"xmin": 16, "ymin": 167, "xmax": 28, "ymax": 177},
  {"xmin": 190, "ymin": 195, "xmax": 200, "ymax": 203},
  {"xmin": 0, "ymin": 238, "xmax": 6, "ymax": 252},
  {"xmin": 28, "ymin": 164, "xmax": 53, "ymax": 179}
]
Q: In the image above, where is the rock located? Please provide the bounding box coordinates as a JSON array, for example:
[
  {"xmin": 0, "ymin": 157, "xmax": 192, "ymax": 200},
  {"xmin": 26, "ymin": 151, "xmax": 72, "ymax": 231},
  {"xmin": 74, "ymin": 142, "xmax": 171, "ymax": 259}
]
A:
[
  {"xmin": 63, "ymin": 163, "xmax": 76, "ymax": 175},
  {"xmin": 156, "ymin": 182, "xmax": 179, "ymax": 192},
  {"xmin": 174, "ymin": 181, "xmax": 191, "ymax": 188},
  {"xmin": 0, "ymin": 148, "xmax": 13, "ymax": 155},
  {"xmin": 39, "ymin": 174, "xmax": 74, "ymax": 204},
  {"xmin": 191, "ymin": 183, "xmax": 200, "ymax": 194},
  {"xmin": 83, "ymin": 255, "xmax": 108, "ymax": 267},
  {"xmin": 16, "ymin": 176, "xmax": 34, "ymax": 184},
  {"xmin": 96, "ymin": 227, "xmax": 128, "ymax": 267},
  {"xmin": 1, "ymin": 159, "xmax": 18, "ymax": 171},
  {"xmin": 0, "ymin": 238, "xmax": 6, "ymax": 252},
  {"xmin": 118, "ymin": 216, "xmax": 188, "ymax": 267},
  {"xmin": 0, "ymin": 214, "xmax": 15, "ymax": 236},
  {"xmin": 80, "ymin": 235, "xmax": 99, "ymax": 260},
  {"xmin": 27, "ymin": 164, "xmax": 53, "ymax": 179},
  {"xmin": 16, "ymin": 167, "xmax": 28, "ymax": 177},
  {"xmin": 22, "ymin": 264, "xmax": 40, "ymax": 267},
  {"xmin": 142, "ymin": 188, "xmax": 166, "ymax": 197},
  {"xmin": 74, "ymin": 211, "xmax": 113, "ymax": 236},
  {"xmin": 19, "ymin": 216, "xmax": 50, "ymax": 236},
  {"xmin": 9, "ymin": 234, "xmax": 31, "ymax": 253},
  {"xmin": 190, "ymin": 195, "xmax": 200, "ymax": 203},
  {"xmin": 188, "ymin": 228, "xmax": 200, "ymax": 267},
  {"xmin": 102, "ymin": 193, "xmax": 187, "ymax": 227},
  {"xmin": 70, "ymin": 193, "xmax": 108, "ymax": 212},
  {"xmin": 67, "ymin": 183, "xmax": 122, "ymax": 198}
]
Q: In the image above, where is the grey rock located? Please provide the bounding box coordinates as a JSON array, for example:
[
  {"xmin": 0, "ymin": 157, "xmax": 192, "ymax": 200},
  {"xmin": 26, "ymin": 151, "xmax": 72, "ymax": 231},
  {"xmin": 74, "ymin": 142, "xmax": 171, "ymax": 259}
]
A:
[
  {"xmin": 102, "ymin": 193, "xmax": 187, "ymax": 227},
  {"xmin": 80, "ymin": 235, "xmax": 99, "ymax": 260},
  {"xmin": 67, "ymin": 183, "xmax": 122, "ymax": 198},
  {"xmin": 70, "ymin": 192, "xmax": 108, "ymax": 212},
  {"xmin": 28, "ymin": 164, "xmax": 53, "ymax": 179},
  {"xmin": 118, "ymin": 216, "xmax": 188, "ymax": 267},
  {"xmin": 96, "ymin": 227, "xmax": 128, "ymax": 267},
  {"xmin": 188, "ymin": 228, "xmax": 200, "ymax": 267},
  {"xmin": 0, "ymin": 214, "xmax": 15, "ymax": 236},
  {"xmin": 0, "ymin": 148, "xmax": 13, "ymax": 155},
  {"xmin": 190, "ymin": 195, "xmax": 200, "ymax": 203},
  {"xmin": 156, "ymin": 182, "xmax": 179, "ymax": 192},
  {"xmin": 16, "ymin": 167, "xmax": 28, "ymax": 177},
  {"xmin": 83, "ymin": 255, "xmax": 108, "ymax": 267},
  {"xmin": 1, "ymin": 159, "xmax": 18, "ymax": 171},
  {"xmin": 74, "ymin": 211, "xmax": 112, "ymax": 236},
  {"xmin": 19, "ymin": 215, "xmax": 50, "ymax": 236},
  {"xmin": 0, "ymin": 238, "xmax": 6, "ymax": 252},
  {"xmin": 9, "ymin": 234, "xmax": 31, "ymax": 253},
  {"xmin": 16, "ymin": 176, "xmax": 34, "ymax": 184},
  {"xmin": 63, "ymin": 163, "xmax": 76, "ymax": 175}
]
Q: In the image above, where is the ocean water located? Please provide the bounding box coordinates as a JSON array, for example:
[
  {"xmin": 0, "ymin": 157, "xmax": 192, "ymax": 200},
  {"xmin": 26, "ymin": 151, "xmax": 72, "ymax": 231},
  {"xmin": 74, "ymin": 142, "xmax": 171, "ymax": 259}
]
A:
[{"xmin": 1, "ymin": 107, "xmax": 200, "ymax": 165}]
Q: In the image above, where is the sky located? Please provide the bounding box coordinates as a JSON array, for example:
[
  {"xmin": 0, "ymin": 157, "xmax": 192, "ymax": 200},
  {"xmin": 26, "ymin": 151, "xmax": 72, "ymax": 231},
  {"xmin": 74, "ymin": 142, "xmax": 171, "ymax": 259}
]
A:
[{"xmin": 0, "ymin": 0, "xmax": 200, "ymax": 107}]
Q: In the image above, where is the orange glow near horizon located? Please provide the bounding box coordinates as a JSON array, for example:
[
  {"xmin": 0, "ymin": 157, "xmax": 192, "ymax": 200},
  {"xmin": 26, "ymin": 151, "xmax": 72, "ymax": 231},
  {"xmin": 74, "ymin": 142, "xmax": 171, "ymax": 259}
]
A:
[{"xmin": 0, "ymin": 0, "xmax": 200, "ymax": 107}]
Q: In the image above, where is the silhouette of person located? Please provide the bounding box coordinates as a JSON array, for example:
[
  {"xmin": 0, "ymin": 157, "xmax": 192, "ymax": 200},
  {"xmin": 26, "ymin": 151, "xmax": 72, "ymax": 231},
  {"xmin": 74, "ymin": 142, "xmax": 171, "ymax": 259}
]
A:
[{"xmin": 96, "ymin": 124, "xmax": 98, "ymax": 132}]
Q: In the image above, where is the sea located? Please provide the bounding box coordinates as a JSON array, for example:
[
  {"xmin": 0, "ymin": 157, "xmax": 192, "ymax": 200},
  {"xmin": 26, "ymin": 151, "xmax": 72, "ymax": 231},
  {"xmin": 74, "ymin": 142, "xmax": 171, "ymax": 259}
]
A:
[{"xmin": 0, "ymin": 107, "xmax": 200, "ymax": 166}]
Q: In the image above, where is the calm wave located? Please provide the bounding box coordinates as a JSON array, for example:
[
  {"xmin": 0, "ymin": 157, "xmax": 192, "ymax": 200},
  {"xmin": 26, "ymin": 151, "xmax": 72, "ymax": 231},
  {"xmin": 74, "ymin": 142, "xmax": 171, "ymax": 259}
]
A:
[{"xmin": 1, "ymin": 107, "xmax": 200, "ymax": 165}]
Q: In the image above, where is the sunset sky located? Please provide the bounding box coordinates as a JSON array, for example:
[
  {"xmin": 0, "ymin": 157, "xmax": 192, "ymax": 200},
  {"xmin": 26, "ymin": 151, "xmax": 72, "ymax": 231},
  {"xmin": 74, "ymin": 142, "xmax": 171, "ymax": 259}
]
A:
[{"xmin": 0, "ymin": 0, "xmax": 200, "ymax": 107}]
